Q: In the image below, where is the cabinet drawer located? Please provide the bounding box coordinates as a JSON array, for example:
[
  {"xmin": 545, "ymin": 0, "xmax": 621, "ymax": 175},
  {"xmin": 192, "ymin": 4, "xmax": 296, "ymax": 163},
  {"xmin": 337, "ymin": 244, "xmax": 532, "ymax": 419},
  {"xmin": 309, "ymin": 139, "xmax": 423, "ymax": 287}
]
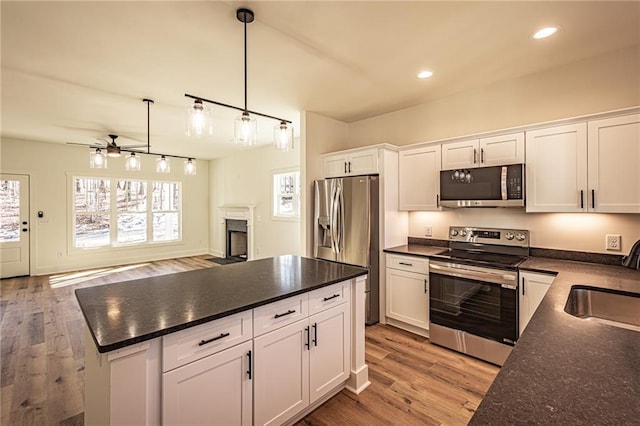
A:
[
  {"xmin": 308, "ymin": 281, "xmax": 350, "ymax": 315},
  {"xmin": 253, "ymin": 294, "xmax": 309, "ymax": 337},
  {"xmin": 162, "ymin": 310, "xmax": 253, "ymax": 372},
  {"xmin": 386, "ymin": 254, "xmax": 429, "ymax": 274}
]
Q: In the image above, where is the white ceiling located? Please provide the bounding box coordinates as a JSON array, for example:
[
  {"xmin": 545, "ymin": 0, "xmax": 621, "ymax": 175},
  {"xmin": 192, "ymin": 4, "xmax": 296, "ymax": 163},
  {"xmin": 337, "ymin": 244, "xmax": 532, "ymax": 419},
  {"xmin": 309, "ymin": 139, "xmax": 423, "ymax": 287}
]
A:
[{"xmin": 2, "ymin": 1, "xmax": 639, "ymax": 160}]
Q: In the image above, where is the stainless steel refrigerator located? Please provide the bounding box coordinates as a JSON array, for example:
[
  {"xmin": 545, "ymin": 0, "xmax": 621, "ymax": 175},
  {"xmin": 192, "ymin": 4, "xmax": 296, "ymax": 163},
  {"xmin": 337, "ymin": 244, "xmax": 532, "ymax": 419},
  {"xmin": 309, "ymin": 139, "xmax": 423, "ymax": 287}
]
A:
[{"xmin": 314, "ymin": 175, "xmax": 379, "ymax": 324}]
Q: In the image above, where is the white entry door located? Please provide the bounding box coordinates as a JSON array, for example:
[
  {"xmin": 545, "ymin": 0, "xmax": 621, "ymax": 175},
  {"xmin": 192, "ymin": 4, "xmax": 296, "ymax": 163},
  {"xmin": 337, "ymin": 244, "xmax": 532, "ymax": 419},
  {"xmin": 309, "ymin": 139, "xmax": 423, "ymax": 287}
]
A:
[{"xmin": 1, "ymin": 174, "xmax": 30, "ymax": 278}]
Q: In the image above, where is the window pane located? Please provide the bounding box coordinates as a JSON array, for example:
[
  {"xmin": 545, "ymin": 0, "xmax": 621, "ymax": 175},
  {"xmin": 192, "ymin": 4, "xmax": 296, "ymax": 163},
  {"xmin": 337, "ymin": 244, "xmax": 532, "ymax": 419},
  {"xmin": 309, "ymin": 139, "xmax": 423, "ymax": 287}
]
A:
[
  {"xmin": 273, "ymin": 171, "xmax": 300, "ymax": 218},
  {"xmin": 152, "ymin": 182, "xmax": 180, "ymax": 211},
  {"xmin": 117, "ymin": 181, "xmax": 147, "ymax": 212},
  {"xmin": 75, "ymin": 214, "xmax": 110, "ymax": 247},
  {"xmin": 279, "ymin": 196, "xmax": 294, "ymax": 215},
  {"xmin": 75, "ymin": 178, "xmax": 110, "ymax": 212},
  {"xmin": 153, "ymin": 212, "xmax": 179, "ymax": 241},
  {"xmin": 117, "ymin": 213, "xmax": 147, "ymax": 244},
  {"xmin": 0, "ymin": 180, "xmax": 20, "ymax": 242}
]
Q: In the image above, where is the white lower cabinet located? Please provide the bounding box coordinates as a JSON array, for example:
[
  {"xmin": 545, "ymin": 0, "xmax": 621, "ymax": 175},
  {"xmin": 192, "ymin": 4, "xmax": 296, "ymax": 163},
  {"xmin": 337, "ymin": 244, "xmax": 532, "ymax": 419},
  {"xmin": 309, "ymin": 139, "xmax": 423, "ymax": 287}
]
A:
[
  {"xmin": 163, "ymin": 340, "xmax": 253, "ymax": 426},
  {"xmin": 254, "ymin": 302, "xmax": 350, "ymax": 426},
  {"xmin": 385, "ymin": 254, "xmax": 429, "ymax": 331},
  {"xmin": 519, "ymin": 271, "xmax": 555, "ymax": 336}
]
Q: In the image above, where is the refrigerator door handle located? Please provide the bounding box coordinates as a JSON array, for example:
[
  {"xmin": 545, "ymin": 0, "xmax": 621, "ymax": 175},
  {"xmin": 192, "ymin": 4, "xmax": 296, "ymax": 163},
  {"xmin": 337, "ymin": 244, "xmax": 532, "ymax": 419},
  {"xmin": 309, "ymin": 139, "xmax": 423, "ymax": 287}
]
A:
[
  {"xmin": 329, "ymin": 181, "xmax": 338, "ymax": 254},
  {"xmin": 334, "ymin": 180, "xmax": 344, "ymax": 254}
]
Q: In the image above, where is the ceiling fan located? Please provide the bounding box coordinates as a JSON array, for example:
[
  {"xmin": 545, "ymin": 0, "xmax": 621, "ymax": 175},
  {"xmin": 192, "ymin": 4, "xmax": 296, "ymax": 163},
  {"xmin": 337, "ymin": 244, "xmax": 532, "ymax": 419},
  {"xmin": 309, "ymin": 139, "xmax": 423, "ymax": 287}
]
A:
[{"xmin": 68, "ymin": 134, "xmax": 147, "ymax": 157}]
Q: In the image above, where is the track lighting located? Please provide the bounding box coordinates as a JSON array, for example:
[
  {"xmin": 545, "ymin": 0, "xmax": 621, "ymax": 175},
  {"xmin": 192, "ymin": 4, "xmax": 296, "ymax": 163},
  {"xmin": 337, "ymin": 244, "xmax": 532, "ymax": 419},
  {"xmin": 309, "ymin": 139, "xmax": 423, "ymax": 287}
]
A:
[{"xmin": 185, "ymin": 7, "xmax": 293, "ymax": 151}]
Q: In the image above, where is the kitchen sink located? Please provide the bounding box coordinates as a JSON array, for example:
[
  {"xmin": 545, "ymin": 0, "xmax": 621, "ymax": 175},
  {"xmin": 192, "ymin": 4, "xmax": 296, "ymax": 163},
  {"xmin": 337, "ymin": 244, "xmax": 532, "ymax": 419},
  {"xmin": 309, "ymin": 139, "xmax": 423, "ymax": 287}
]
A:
[{"xmin": 564, "ymin": 285, "xmax": 640, "ymax": 332}]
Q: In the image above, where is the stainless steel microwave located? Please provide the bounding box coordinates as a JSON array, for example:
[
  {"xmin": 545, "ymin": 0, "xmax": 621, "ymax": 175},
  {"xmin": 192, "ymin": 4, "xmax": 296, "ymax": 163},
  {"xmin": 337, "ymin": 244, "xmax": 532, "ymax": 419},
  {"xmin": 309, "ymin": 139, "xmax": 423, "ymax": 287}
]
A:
[{"xmin": 439, "ymin": 164, "xmax": 525, "ymax": 208}]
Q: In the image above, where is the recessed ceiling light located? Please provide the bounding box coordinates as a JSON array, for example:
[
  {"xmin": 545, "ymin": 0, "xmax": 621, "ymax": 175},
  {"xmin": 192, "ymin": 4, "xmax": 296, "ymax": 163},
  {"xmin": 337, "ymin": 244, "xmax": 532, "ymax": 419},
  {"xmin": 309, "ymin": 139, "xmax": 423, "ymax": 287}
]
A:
[
  {"xmin": 532, "ymin": 26, "xmax": 559, "ymax": 40},
  {"xmin": 418, "ymin": 70, "xmax": 433, "ymax": 79}
]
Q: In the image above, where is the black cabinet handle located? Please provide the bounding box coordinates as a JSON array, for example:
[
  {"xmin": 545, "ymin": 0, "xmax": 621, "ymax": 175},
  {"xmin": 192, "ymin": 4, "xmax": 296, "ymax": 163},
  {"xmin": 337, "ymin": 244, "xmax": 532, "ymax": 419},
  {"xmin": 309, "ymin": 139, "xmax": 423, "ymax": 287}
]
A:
[
  {"xmin": 305, "ymin": 326, "xmax": 310, "ymax": 349},
  {"xmin": 198, "ymin": 332, "xmax": 230, "ymax": 346},
  {"xmin": 22, "ymin": 228, "xmax": 28, "ymax": 232},
  {"xmin": 424, "ymin": 279, "xmax": 428, "ymax": 294},
  {"xmin": 274, "ymin": 309, "xmax": 296, "ymax": 319},
  {"xmin": 246, "ymin": 350, "xmax": 252, "ymax": 380},
  {"xmin": 522, "ymin": 277, "xmax": 525, "ymax": 296},
  {"xmin": 473, "ymin": 148, "xmax": 477, "ymax": 164},
  {"xmin": 312, "ymin": 323, "xmax": 318, "ymax": 346},
  {"xmin": 580, "ymin": 190, "xmax": 584, "ymax": 209},
  {"xmin": 591, "ymin": 189, "xmax": 595, "ymax": 209},
  {"xmin": 323, "ymin": 294, "xmax": 340, "ymax": 302},
  {"xmin": 348, "ymin": 162, "xmax": 352, "ymax": 173},
  {"xmin": 344, "ymin": 162, "xmax": 347, "ymax": 174},
  {"xmin": 480, "ymin": 148, "xmax": 484, "ymax": 163},
  {"xmin": 22, "ymin": 221, "xmax": 28, "ymax": 225},
  {"xmin": 399, "ymin": 262, "xmax": 413, "ymax": 266},
  {"xmin": 436, "ymin": 194, "xmax": 440, "ymax": 208}
]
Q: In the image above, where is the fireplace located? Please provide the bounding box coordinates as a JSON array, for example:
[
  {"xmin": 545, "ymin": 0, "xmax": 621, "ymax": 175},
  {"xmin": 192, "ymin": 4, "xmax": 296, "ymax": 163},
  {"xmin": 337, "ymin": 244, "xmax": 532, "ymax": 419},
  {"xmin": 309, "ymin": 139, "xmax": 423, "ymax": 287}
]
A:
[{"xmin": 225, "ymin": 219, "xmax": 248, "ymax": 262}]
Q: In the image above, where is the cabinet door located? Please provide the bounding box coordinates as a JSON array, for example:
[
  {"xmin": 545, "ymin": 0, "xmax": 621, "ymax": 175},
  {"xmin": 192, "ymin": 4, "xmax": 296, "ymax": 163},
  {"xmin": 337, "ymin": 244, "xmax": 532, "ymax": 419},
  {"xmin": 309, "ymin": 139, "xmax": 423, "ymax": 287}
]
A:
[
  {"xmin": 525, "ymin": 123, "xmax": 588, "ymax": 212},
  {"xmin": 399, "ymin": 145, "xmax": 441, "ymax": 210},
  {"xmin": 441, "ymin": 139, "xmax": 479, "ymax": 170},
  {"xmin": 386, "ymin": 268, "xmax": 429, "ymax": 330},
  {"xmin": 323, "ymin": 155, "xmax": 348, "ymax": 178},
  {"xmin": 479, "ymin": 132, "xmax": 525, "ymax": 166},
  {"xmin": 519, "ymin": 272, "xmax": 555, "ymax": 336},
  {"xmin": 163, "ymin": 340, "xmax": 252, "ymax": 426},
  {"xmin": 587, "ymin": 114, "xmax": 640, "ymax": 213},
  {"xmin": 254, "ymin": 319, "xmax": 309, "ymax": 426},
  {"xmin": 309, "ymin": 303, "xmax": 350, "ymax": 404},
  {"xmin": 348, "ymin": 148, "xmax": 379, "ymax": 175}
]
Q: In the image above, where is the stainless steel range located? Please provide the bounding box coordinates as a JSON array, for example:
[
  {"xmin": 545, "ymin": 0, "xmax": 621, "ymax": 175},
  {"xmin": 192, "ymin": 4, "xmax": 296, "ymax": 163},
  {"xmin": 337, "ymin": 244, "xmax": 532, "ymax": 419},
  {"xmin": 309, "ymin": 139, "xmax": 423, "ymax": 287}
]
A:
[{"xmin": 429, "ymin": 226, "xmax": 529, "ymax": 366}]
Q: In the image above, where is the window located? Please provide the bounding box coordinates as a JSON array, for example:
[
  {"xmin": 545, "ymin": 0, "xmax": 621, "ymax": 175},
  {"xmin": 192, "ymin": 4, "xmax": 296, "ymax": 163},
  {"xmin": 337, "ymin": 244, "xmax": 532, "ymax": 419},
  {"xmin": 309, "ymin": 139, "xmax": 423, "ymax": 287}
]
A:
[
  {"xmin": 1, "ymin": 179, "xmax": 21, "ymax": 242},
  {"xmin": 272, "ymin": 171, "xmax": 300, "ymax": 219},
  {"xmin": 73, "ymin": 177, "xmax": 181, "ymax": 248}
]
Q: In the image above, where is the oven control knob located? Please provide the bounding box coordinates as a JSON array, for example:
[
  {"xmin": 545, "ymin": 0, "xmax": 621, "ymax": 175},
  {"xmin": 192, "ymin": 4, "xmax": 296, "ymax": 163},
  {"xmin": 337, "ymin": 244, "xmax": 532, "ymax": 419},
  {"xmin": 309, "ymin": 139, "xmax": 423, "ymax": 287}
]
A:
[
  {"xmin": 450, "ymin": 229, "xmax": 459, "ymax": 237},
  {"xmin": 459, "ymin": 230, "xmax": 467, "ymax": 237},
  {"xmin": 515, "ymin": 233, "xmax": 526, "ymax": 241},
  {"xmin": 505, "ymin": 232, "xmax": 514, "ymax": 240}
]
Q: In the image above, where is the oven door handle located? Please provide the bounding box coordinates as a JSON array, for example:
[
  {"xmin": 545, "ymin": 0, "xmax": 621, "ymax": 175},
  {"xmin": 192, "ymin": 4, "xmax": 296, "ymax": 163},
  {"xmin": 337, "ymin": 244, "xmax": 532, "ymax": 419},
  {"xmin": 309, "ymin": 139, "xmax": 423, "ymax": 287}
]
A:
[{"xmin": 429, "ymin": 262, "xmax": 517, "ymax": 289}]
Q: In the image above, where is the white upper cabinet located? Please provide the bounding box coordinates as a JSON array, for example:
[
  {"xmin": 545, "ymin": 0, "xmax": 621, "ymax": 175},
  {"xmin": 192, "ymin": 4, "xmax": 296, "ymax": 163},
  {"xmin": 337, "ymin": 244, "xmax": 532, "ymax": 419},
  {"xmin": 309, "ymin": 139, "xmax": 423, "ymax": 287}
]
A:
[
  {"xmin": 526, "ymin": 113, "xmax": 640, "ymax": 213},
  {"xmin": 322, "ymin": 148, "xmax": 378, "ymax": 178},
  {"xmin": 441, "ymin": 132, "xmax": 524, "ymax": 170},
  {"xmin": 526, "ymin": 123, "xmax": 588, "ymax": 212},
  {"xmin": 587, "ymin": 114, "xmax": 640, "ymax": 213},
  {"xmin": 398, "ymin": 145, "xmax": 441, "ymax": 211}
]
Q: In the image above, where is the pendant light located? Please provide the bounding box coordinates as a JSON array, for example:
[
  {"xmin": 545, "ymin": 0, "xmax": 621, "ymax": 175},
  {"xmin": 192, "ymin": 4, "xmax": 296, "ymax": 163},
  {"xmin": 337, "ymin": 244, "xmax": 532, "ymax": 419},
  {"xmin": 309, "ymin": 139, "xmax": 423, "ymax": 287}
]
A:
[
  {"xmin": 125, "ymin": 152, "xmax": 141, "ymax": 171},
  {"xmin": 156, "ymin": 155, "xmax": 170, "ymax": 173},
  {"xmin": 184, "ymin": 158, "xmax": 197, "ymax": 176},
  {"xmin": 90, "ymin": 148, "xmax": 107, "ymax": 168},
  {"xmin": 184, "ymin": 7, "xmax": 293, "ymax": 150}
]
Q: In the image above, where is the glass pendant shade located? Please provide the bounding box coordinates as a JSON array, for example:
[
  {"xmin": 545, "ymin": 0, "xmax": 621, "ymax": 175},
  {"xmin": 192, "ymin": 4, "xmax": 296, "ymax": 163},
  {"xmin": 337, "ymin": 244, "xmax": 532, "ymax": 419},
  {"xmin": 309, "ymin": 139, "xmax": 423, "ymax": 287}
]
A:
[
  {"xmin": 184, "ymin": 158, "xmax": 197, "ymax": 176},
  {"xmin": 273, "ymin": 121, "xmax": 294, "ymax": 152},
  {"xmin": 90, "ymin": 148, "xmax": 107, "ymax": 168},
  {"xmin": 234, "ymin": 111, "xmax": 257, "ymax": 146},
  {"xmin": 125, "ymin": 152, "xmax": 141, "ymax": 171},
  {"xmin": 156, "ymin": 155, "xmax": 170, "ymax": 173},
  {"xmin": 185, "ymin": 99, "xmax": 213, "ymax": 137}
]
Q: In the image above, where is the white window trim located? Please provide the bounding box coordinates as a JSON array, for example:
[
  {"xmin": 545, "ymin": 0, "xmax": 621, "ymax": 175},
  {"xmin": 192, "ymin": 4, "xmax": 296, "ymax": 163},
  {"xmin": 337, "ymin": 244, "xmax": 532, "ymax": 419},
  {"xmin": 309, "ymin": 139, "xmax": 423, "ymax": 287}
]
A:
[
  {"xmin": 67, "ymin": 173, "xmax": 183, "ymax": 253},
  {"xmin": 271, "ymin": 168, "xmax": 300, "ymax": 222}
]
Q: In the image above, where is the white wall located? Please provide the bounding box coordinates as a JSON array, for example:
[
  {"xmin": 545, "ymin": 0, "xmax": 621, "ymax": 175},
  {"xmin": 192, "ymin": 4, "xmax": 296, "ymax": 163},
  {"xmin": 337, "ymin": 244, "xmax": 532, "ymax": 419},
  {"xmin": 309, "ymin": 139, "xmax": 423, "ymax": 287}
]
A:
[
  {"xmin": 302, "ymin": 111, "xmax": 349, "ymax": 256},
  {"xmin": 0, "ymin": 138, "xmax": 210, "ymax": 275},
  {"xmin": 209, "ymin": 142, "xmax": 300, "ymax": 259}
]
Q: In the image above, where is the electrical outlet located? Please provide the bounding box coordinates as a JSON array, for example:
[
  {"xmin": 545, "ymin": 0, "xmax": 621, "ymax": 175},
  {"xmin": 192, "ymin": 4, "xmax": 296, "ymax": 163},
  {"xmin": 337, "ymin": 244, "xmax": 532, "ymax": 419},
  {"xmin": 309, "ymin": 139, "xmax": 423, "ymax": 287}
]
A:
[
  {"xmin": 606, "ymin": 234, "xmax": 621, "ymax": 251},
  {"xmin": 425, "ymin": 226, "xmax": 433, "ymax": 237}
]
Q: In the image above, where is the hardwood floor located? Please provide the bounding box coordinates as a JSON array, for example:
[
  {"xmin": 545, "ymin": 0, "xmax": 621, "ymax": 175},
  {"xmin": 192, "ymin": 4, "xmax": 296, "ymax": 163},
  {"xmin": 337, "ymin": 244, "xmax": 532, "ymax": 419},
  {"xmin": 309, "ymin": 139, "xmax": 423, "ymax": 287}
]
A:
[{"xmin": 1, "ymin": 256, "xmax": 498, "ymax": 425}]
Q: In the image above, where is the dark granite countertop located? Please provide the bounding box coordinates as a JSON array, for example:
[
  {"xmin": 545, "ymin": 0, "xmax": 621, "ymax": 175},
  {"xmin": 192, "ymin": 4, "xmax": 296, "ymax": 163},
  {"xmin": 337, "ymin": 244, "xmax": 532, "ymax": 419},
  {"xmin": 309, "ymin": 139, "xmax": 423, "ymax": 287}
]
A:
[
  {"xmin": 383, "ymin": 244, "xmax": 448, "ymax": 257},
  {"xmin": 75, "ymin": 255, "xmax": 367, "ymax": 353},
  {"xmin": 471, "ymin": 257, "xmax": 640, "ymax": 425}
]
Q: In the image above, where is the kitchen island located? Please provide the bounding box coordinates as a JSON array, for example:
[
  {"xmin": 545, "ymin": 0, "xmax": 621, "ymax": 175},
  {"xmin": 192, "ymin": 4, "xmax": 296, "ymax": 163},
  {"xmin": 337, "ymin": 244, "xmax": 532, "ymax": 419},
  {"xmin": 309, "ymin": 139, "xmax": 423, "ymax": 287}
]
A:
[{"xmin": 76, "ymin": 255, "xmax": 369, "ymax": 425}]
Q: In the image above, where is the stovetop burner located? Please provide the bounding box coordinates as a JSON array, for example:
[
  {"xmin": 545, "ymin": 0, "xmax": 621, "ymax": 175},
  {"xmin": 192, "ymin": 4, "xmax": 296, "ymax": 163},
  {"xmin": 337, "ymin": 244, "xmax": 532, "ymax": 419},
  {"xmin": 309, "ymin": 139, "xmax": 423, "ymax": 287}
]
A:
[{"xmin": 437, "ymin": 226, "xmax": 531, "ymax": 269}]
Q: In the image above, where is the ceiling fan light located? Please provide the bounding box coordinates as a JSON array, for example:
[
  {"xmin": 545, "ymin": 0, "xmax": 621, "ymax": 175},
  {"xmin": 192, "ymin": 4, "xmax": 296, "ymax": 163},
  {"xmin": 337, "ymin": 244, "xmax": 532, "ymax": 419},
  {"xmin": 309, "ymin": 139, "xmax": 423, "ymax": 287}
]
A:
[
  {"xmin": 273, "ymin": 121, "xmax": 294, "ymax": 152},
  {"xmin": 156, "ymin": 155, "xmax": 170, "ymax": 173},
  {"xmin": 234, "ymin": 111, "xmax": 257, "ymax": 146},
  {"xmin": 90, "ymin": 148, "xmax": 107, "ymax": 168},
  {"xmin": 125, "ymin": 152, "xmax": 141, "ymax": 171},
  {"xmin": 184, "ymin": 158, "xmax": 197, "ymax": 176},
  {"xmin": 185, "ymin": 99, "xmax": 213, "ymax": 138}
]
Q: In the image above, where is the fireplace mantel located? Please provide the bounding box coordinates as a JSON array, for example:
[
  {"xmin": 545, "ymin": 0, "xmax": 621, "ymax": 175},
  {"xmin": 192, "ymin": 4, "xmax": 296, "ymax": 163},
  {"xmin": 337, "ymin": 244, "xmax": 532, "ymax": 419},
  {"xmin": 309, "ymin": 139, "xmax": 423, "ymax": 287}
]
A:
[{"xmin": 219, "ymin": 205, "xmax": 255, "ymax": 260}]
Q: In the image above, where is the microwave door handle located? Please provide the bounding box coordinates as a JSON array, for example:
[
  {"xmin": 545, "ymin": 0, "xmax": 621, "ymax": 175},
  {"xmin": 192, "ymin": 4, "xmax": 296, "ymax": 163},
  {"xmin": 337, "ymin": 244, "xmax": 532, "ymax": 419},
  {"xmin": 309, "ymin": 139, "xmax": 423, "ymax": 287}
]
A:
[{"xmin": 501, "ymin": 166, "xmax": 508, "ymax": 200}]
